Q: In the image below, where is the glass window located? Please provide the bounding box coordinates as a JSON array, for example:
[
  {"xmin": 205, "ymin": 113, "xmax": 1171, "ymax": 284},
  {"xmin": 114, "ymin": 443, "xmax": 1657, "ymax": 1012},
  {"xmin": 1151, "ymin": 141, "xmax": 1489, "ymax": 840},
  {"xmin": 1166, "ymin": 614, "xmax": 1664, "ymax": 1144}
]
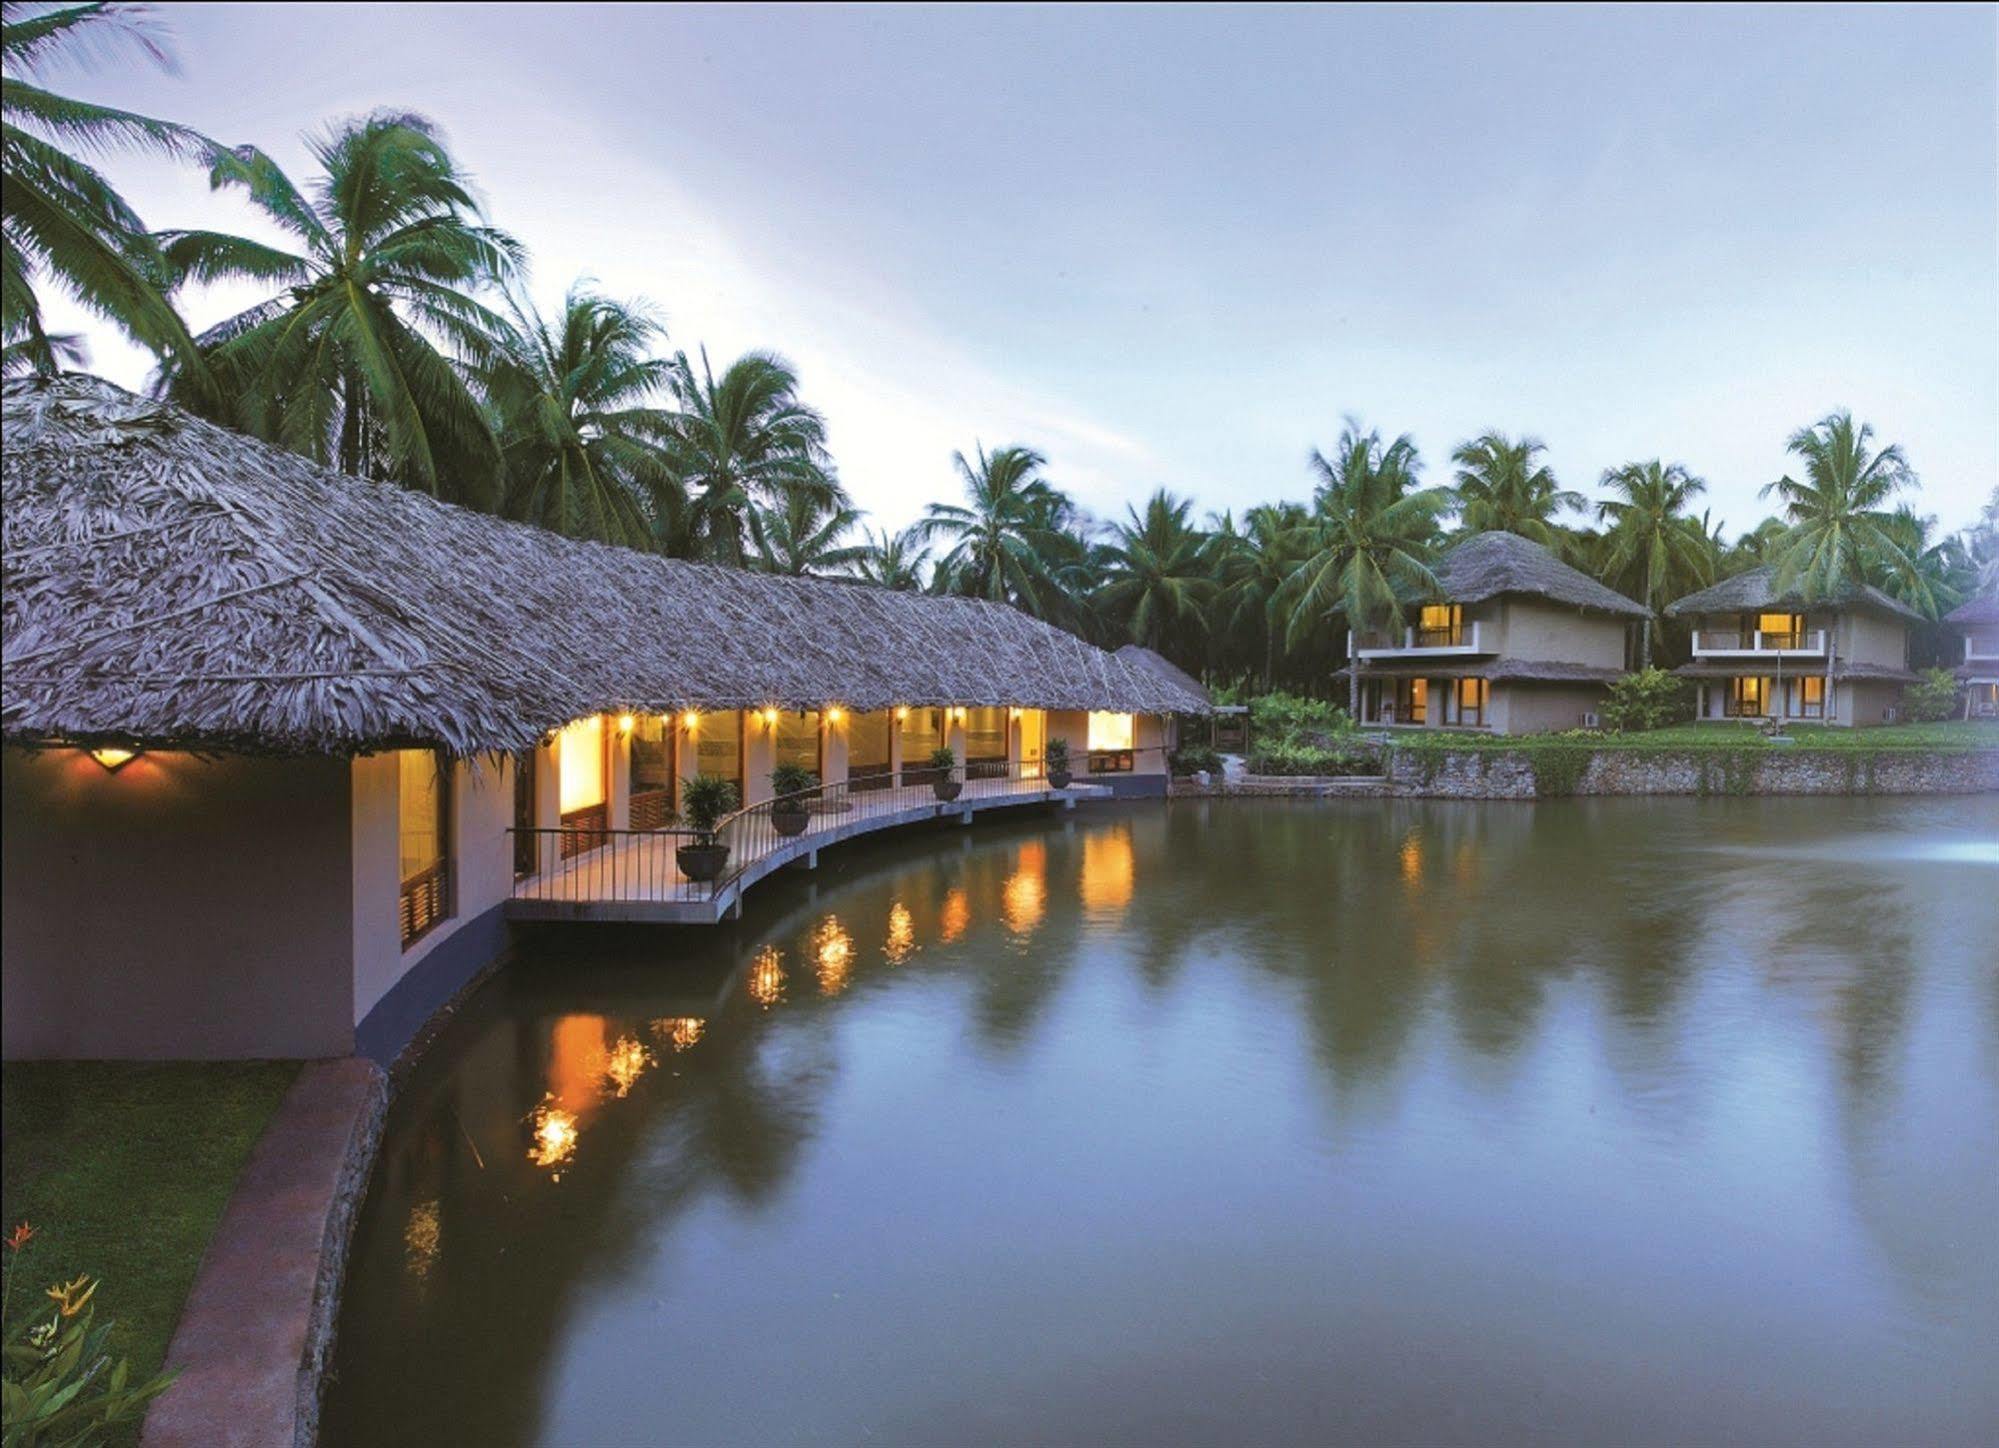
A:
[
  {"xmin": 557, "ymin": 716, "xmax": 605, "ymax": 814},
  {"xmin": 899, "ymin": 708, "xmax": 943, "ymax": 766},
  {"xmin": 1417, "ymin": 604, "xmax": 1463, "ymax": 646},
  {"xmin": 1727, "ymin": 677, "xmax": 1768, "ymax": 716},
  {"xmin": 1394, "ymin": 677, "xmax": 1428, "ymax": 724},
  {"xmin": 774, "ymin": 710, "xmax": 821, "ymax": 776},
  {"xmin": 1446, "ymin": 677, "xmax": 1486, "ymax": 726},
  {"xmin": 631, "ymin": 716, "xmax": 674, "ymax": 791},
  {"xmin": 1758, "ymin": 612, "xmax": 1803, "ymax": 646},
  {"xmin": 694, "ymin": 710, "xmax": 743, "ymax": 790},
  {"xmin": 848, "ymin": 710, "xmax": 891, "ymax": 772},
  {"xmin": 398, "ymin": 750, "xmax": 450, "ymax": 945},
  {"xmin": 1086, "ymin": 712, "xmax": 1134, "ymax": 751},
  {"xmin": 965, "ymin": 707, "xmax": 1008, "ymax": 761}
]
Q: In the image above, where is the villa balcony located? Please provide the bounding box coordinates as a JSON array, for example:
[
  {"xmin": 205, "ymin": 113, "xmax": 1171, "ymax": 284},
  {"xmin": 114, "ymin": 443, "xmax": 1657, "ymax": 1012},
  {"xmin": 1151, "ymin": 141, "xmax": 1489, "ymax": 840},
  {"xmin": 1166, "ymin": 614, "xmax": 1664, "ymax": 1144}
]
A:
[
  {"xmin": 1965, "ymin": 633, "xmax": 1999, "ymax": 666},
  {"xmin": 1354, "ymin": 620, "xmax": 1488, "ymax": 659},
  {"xmin": 1691, "ymin": 628, "xmax": 1828, "ymax": 660}
]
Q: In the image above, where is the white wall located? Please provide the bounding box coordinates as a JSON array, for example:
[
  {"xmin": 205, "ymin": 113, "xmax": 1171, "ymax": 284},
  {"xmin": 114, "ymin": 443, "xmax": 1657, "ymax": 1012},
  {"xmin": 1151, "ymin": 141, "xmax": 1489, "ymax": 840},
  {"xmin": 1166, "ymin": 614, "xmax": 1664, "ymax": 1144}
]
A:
[{"xmin": 3, "ymin": 747, "xmax": 354, "ymax": 1060}]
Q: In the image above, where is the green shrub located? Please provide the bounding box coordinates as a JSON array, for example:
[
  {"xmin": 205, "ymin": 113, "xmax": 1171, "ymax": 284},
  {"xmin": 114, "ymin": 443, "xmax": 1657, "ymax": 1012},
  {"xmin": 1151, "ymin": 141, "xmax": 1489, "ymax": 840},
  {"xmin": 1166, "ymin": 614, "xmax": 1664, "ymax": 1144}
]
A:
[
  {"xmin": 1902, "ymin": 667, "xmax": 1961, "ymax": 723},
  {"xmin": 2, "ymin": 1232, "xmax": 176, "ymax": 1446},
  {"xmin": 1247, "ymin": 738, "xmax": 1379, "ymax": 777},
  {"xmin": 769, "ymin": 762, "xmax": 817, "ymax": 800},
  {"xmin": 679, "ymin": 773, "xmax": 739, "ymax": 838},
  {"xmin": 1247, "ymin": 691, "xmax": 1350, "ymax": 742},
  {"xmin": 1044, "ymin": 737, "xmax": 1071, "ymax": 772},
  {"xmin": 1168, "ymin": 743, "xmax": 1223, "ymax": 777},
  {"xmin": 928, "ymin": 745, "xmax": 957, "ymax": 772},
  {"xmin": 1600, "ymin": 668, "xmax": 1694, "ymax": 732}
]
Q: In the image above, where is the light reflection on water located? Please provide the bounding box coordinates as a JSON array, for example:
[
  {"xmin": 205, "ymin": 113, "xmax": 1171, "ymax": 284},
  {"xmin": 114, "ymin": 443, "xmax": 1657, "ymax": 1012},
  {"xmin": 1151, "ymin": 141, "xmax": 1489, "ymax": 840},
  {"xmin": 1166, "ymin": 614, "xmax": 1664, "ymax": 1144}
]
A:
[{"xmin": 326, "ymin": 796, "xmax": 1999, "ymax": 1448}]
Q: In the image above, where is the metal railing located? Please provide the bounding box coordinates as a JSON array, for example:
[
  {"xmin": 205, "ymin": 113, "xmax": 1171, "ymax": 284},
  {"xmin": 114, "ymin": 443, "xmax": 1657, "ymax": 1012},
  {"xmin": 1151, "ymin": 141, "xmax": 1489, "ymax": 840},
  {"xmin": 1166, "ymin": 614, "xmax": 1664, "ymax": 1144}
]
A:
[
  {"xmin": 1354, "ymin": 620, "xmax": 1484, "ymax": 656},
  {"xmin": 1692, "ymin": 628, "xmax": 1828, "ymax": 655},
  {"xmin": 508, "ymin": 753, "xmax": 1118, "ymax": 907}
]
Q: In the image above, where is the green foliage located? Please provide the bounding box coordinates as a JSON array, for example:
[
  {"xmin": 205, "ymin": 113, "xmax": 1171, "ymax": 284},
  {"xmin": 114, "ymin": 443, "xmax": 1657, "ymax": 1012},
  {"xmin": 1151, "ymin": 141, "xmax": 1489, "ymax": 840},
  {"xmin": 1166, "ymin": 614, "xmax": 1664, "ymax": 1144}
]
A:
[
  {"xmin": 679, "ymin": 773, "xmax": 738, "ymax": 837},
  {"xmin": 1246, "ymin": 691, "xmax": 1349, "ymax": 742},
  {"xmin": 1, "ymin": 1254, "xmax": 176, "ymax": 1447},
  {"xmin": 1902, "ymin": 667, "xmax": 1961, "ymax": 723},
  {"xmin": 1246, "ymin": 738, "xmax": 1378, "ymax": 777},
  {"xmin": 1600, "ymin": 668, "xmax": 1694, "ymax": 732},
  {"xmin": 1168, "ymin": 743, "xmax": 1223, "ymax": 777},
  {"xmin": 768, "ymin": 762, "xmax": 817, "ymax": 799},
  {"xmin": 1527, "ymin": 741, "xmax": 1594, "ymax": 797},
  {"xmin": 927, "ymin": 745, "xmax": 957, "ymax": 772},
  {"xmin": 1, "ymin": 1061, "xmax": 298, "ymax": 1447},
  {"xmin": 1043, "ymin": 737, "xmax": 1071, "ymax": 771}
]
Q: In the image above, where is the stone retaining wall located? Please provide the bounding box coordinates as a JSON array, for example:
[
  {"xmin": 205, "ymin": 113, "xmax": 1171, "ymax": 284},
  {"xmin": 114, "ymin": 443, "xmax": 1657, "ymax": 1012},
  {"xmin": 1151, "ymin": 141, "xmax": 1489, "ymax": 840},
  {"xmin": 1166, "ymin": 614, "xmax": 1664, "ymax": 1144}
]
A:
[{"xmin": 1387, "ymin": 747, "xmax": 1999, "ymax": 800}]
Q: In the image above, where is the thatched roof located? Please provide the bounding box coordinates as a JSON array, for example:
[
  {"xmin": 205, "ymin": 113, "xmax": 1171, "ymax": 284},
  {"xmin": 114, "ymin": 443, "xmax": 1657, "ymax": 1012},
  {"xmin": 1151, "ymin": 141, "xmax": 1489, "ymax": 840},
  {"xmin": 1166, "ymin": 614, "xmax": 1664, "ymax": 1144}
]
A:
[
  {"xmin": 1944, "ymin": 591, "xmax": 1999, "ymax": 627},
  {"xmin": 2, "ymin": 376, "xmax": 1208, "ymax": 757},
  {"xmin": 1428, "ymin": 531, "xmax": 1650, "ymax": 618},
  {"xmin": 1663, "ymin": 565, "xmax": 1924, "ymax": 624},
  {"xmin": 1114, "ymin": 645, "xmax": 1210, "ymax": 707}
]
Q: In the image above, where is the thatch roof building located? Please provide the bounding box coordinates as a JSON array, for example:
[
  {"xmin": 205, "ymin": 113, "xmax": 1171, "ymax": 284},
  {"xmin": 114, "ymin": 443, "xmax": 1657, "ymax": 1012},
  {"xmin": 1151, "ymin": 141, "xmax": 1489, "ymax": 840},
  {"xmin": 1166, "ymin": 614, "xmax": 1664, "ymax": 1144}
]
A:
[
  {"xmin": 1663, "ymin": 565, "xmax": 1925, "ymax": 624},
  {"xmin": 1427, "ymin": 531, "xmax": 1650, "ymax": 618},
  {"xmin": 1943, "ymin": 591, "xmax": 1999, "ymax": 628},
  {"xmin": 2, "ymin": 376, "xmax": 1207, "ymax": 757}
]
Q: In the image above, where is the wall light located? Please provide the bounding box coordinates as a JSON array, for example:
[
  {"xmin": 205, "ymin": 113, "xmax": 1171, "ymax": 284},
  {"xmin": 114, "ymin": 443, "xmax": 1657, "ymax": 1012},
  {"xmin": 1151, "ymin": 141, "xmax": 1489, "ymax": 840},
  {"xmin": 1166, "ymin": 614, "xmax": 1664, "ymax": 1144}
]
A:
[
  {"xmin": 894, "ymin": 706, "xmax": 909, "ymax": 722},
  {"xmin": 760, "ymin": 707, "xmax": 779, "ymax": 727},
  {"xmin": 681, "ymin": 711, "xmax": 700, "ymax": 730},
  {"xmin": 89, "ymin": 746, "xmax": 139, "ymax": 773},
  {"xmin": 826, "ymin": 706, "xmax": 844, "ymax": 725},
  {"xmin": 617, "ymin": 713, "xmax": 636, "ymax": 734}
]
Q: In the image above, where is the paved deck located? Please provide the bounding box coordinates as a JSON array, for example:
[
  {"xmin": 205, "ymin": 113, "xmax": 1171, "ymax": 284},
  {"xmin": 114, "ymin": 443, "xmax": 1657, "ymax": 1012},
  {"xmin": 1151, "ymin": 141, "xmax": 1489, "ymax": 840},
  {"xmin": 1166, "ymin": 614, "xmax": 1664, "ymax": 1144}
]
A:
[
  {"xmin": 142, "ymin": 1058, "xmax": 386, "ymax": 1448},
  {"xmin": 507, "ymin": 778, "xmax": 1109, "ymax": 924}
]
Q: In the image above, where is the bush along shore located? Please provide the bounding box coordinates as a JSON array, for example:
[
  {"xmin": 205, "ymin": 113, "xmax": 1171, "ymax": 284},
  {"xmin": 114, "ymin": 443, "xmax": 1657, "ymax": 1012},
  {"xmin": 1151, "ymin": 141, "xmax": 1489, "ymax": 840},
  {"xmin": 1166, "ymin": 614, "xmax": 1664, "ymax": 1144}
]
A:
[{"xmin": 1382, "ymin": 722, "xmax": 1999, "ymax": 799}]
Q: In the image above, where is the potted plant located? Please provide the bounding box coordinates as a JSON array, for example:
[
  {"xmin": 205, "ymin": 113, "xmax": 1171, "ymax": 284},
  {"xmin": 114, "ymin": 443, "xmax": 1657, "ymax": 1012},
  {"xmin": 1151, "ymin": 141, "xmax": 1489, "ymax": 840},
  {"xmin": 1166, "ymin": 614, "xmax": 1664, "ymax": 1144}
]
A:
[
  {"xmin": 1045, "ymin": 736, "xmax": 1073, "ymax": 789},
  {"xmin": 769, "ymin": 762, "xmax": 817, "ymax": 835},
  {"xmin": 675, "ymin": 773, "xmax": 739, "ymax": 882},
  {"xmin": 929, "ymin": 745, "xmax": 962, "ymax": 801}
]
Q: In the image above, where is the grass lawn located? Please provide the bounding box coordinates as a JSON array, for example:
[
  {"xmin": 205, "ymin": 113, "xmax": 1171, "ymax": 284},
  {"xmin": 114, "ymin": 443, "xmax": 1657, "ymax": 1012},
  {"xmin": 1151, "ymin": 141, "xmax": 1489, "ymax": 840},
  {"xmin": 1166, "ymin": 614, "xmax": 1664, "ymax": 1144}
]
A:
[
  {"xmin": 1, "ymin": 1061, "xmax": 299, "ymax": 1438},
  {"xmin": 1384, "ymin": 719, "xmax": 1999, "ymax": 752}
]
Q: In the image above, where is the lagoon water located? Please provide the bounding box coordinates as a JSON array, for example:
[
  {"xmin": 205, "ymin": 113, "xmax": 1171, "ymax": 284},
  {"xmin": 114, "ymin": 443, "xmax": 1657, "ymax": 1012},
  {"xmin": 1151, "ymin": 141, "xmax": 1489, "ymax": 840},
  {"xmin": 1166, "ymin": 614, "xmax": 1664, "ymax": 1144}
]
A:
[{"xmin": 323, "ymin": 796, "xmax": 1999, "ymax": 1447}]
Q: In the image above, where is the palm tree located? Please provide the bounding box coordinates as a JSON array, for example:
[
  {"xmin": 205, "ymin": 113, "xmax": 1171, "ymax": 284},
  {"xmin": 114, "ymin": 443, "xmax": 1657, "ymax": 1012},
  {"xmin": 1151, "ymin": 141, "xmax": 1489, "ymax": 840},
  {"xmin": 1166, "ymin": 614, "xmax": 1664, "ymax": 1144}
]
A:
[
  {"xmin": 853, "ymin": 524, "xmax": 930, "ymax": 591},
  {"xmin": 158, "ymin": 111, "xmax": 519, "ymax": 502},
  {"xmin": 1450, "ymin": 431, "xmax": 1583, "ymax": 544},
  {"xmin": 1761, "ymin": 410, "xmax": 1915, "ymax": 600},
  {"xmin": 1871, "ymin": 505, "xmax": 1963, "ymax": 623},
  {"xmin": 1594, "ymin": 459, "xmax": 1713, "ymax": 667},
  {"xmin": 2, "ymin": 0, "xmax": 212, "ymax": 380},
  {"xmin": 1277, "ymin": 422, "xmax": 1455, "ymax": 718},
  {"xmin": 750, "ymin": 489, "xmax": 868, "ymax": 577},
  {"xmin": 1209, "ymin": 501, "xmax": 1311, "ymax": 689},
  {"xmin": 652, "ymin": 347, "xmax": 841, "ymax": 565},
  {"xmin": 1094, "ymin": 489, "xmax": 1214, "ymax": 663},
  {"xmin": 480, "ymin": 282, "xmax": 675, "ymax": 548},
  {"xmin": 919, "ymin": 443, "xmax": 1074, "ymax": 618}
]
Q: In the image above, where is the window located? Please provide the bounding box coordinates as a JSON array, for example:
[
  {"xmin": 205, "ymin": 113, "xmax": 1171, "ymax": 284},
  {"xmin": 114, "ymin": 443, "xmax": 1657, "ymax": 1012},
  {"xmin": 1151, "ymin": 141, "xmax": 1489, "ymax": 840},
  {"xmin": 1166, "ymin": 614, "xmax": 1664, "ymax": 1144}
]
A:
[
  {"xmin": 557, "ymin": 716, "xmax": 605, "ymax": 815},
  {"xmin": 1443, "ymin": 676, "xmax": 1486, "ymax": 727},
  {"xmin": 1087, "ymin": 711, "xmax": 1134, "ymax": 773},
  {"xmin": 848, "ymin": 710, "xmax": 892, "ymax": 789},
  {"xmin": 1795, "ymin": 675, "xmax": 1825, "ymax": 719},
  {"xmin": 1726, "ymin": 676, "xmax": 1768, "ymax": 718},
  {"xmin": 965, "ymin": 707, "xmax": 1008, "ymax": 777},
  {"xmin": 630, "ymin": 716, "xmax": 674, "ymax": 830},
  {"xmin": 512, "ymin": 748, "xmax": 537, "ymax": 878},
  {"xmin": 774, "ymin": 710, "xmax": 821, "ymax": 778},
  {"xmin": 899, "ymin": 708, "xmax": 943, "ymax": 781},
  {"xmin": 693, "ymin": 710, "xmax": 743, "ymax": 793},
  {"xmin": 398, "ymin": 750, "xmax": 451, "ymax": 947},
  {"xmin": 1758, "ymin": 612, "xmax": 1804, "ymax": 648},
  {"xmin": 1416, "ymin": 604, "xmax": 1464, "ymax": 648},
  {"xmin": 1394, "ymin": 677, "xmax": 1428, "ymax": 724}
]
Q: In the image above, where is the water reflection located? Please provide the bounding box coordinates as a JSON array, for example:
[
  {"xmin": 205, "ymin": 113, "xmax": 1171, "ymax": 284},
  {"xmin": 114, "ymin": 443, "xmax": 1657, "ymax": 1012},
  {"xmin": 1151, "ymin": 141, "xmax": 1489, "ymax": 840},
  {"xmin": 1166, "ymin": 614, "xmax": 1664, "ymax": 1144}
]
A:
[{"xmin": 327, "ymin": 798, "xmax": 1999, "ymax": 1448}]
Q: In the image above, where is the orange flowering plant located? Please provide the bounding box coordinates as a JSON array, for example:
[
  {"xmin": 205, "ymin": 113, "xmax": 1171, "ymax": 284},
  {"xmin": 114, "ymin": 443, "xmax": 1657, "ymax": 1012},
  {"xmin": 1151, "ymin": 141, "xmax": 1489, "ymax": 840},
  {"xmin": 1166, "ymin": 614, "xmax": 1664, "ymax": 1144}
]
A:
[{"xmin": 2, "ymin": 1221, "xmax": 176, "ymax": 1445}]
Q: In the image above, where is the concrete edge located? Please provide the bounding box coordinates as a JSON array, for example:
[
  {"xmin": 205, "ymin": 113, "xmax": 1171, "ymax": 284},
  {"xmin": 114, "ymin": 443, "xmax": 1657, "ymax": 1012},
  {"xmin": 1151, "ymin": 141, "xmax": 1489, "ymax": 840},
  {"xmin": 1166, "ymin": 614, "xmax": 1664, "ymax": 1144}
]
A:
[{"xmin": 293, "ymin": 1064, "xmax": 388, "ymax": 1448}]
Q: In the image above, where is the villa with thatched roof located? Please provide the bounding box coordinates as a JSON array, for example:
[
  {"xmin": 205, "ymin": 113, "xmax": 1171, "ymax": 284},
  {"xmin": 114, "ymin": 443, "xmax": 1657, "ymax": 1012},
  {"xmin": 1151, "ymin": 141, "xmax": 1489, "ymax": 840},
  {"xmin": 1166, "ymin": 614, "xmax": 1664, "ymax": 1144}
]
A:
[
  {"xmin": 1663, "ymin": 566, "xmax": 1921, "ymax": 726},
  {"xmin": 1, "ymin": 376, "xmax": 1205, "ymax": 1063},
  {"xmin": 1341, "ymin": 531, "xmax": 1649, "ymax": 734},
  {"xmin": 1944, "ymin": 590, "xmax": 1999, "ymax": 718}
]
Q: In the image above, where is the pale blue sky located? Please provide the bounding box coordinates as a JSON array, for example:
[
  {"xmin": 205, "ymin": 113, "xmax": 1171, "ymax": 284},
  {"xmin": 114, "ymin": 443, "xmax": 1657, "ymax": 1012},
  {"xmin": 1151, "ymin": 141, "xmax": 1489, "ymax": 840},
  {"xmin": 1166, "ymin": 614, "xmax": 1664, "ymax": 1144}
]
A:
[{"xmin": 44, "ymin": 2, "xmax": 1999, "ymax": 535}]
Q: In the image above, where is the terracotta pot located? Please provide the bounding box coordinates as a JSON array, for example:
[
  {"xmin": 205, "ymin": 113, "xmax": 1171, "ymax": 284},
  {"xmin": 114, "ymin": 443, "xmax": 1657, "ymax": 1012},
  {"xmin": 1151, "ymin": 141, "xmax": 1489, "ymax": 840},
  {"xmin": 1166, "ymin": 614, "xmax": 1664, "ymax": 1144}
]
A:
[{"xmin": 676, "ymin": 842, "xmax": 731, "ymax": 882}]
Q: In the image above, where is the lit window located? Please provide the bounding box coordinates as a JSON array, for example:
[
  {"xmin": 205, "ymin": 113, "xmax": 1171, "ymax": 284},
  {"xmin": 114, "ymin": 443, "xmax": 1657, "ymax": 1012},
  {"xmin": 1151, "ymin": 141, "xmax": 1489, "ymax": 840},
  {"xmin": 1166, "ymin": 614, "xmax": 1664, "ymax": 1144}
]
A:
[
  {"xmin": 557, "ymin": 716, "xmax": 605, "ymax": 814},
  {"xmin": 398, "ymin": 750, "xmax": 450, "ymax": 946},
  {"xmin": 774, "ymin": 710, "xmax": 821, "ymax": 775},
  {"xmin": 1086, "ymin": 712, "xmax": 1134, "ymax": 751}
]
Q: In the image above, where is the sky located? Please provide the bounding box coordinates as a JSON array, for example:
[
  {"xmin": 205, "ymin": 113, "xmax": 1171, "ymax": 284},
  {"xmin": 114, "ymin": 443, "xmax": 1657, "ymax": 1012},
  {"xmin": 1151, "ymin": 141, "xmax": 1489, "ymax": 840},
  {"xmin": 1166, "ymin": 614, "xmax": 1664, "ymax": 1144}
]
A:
[{"xmin": 37, "ymin": 2, "xmax": 1999, "ymax": 538}]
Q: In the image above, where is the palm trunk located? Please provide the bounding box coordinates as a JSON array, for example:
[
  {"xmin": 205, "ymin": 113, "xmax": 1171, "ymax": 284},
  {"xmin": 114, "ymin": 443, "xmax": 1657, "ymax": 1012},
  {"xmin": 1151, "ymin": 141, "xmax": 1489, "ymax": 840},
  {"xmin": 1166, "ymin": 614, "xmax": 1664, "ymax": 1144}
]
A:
[
  {"xmin": 1640, "ymin": 616, "xmax": 1653, "ymax": 671},
  {"xmin": 1348, "ymin": 627, "xmax": 1361, "ymax": 720}
]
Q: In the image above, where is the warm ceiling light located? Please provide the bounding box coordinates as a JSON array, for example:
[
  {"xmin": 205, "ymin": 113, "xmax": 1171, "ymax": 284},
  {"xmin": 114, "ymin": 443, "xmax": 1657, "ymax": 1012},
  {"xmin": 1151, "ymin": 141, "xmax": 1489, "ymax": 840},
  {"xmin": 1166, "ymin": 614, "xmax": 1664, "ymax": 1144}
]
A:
[
  {"xmin": 89, "ymin": 746, "xmax": 138, "ymax": 773},
  {"xmin": 617, "ymin": 713, "xmax": 636, "ymax": 733},
  {"xmin": 895, "ymin": 707, "xmax": 909, "ymax": 721},
  {"xmin": 761, "ymin": 707, "xmax": 779, "ymax": 726},
  {"xmin": 826, "ymin": 706, "xmax": 844, "ymax": 724},
  {"xmin": 681, "ymin": 711, "xmax": 699, "ymax": 730}
]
